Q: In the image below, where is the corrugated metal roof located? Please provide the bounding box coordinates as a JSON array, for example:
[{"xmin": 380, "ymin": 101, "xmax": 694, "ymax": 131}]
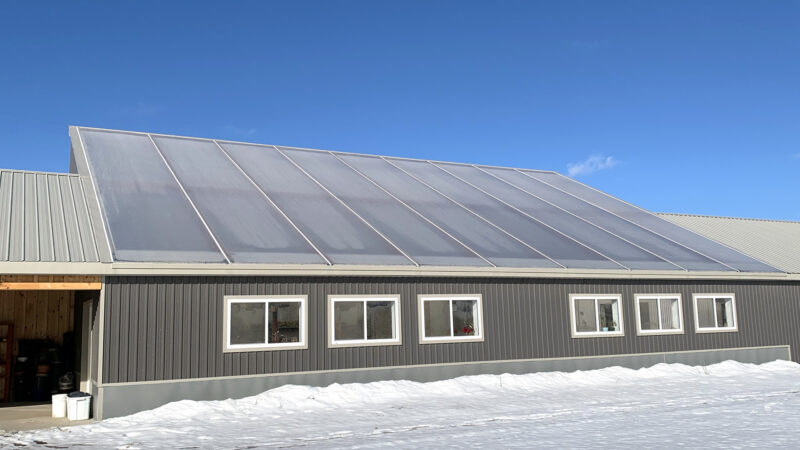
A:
[
  {"xmin": 68, "ymin": 126, "xmax": 778, "ymax": 273},
  {"xmin": 657, "ymin": 213, "xmax": 800, "ymax": 274},
  {"xmin": 0, "ymin": 169, "xmax": 103, "ymax": 262}
]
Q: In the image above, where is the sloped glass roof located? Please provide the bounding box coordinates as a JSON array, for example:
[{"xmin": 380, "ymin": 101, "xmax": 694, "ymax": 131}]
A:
[{"xmin": 74, "ymin": 127, "xmax": 779, "ymax": 272}]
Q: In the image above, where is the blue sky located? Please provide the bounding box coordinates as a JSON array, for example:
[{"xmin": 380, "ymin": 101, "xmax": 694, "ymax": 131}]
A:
[{"xmin": 1, "ymin": 1, "xmax": 798, "ymax": 220}]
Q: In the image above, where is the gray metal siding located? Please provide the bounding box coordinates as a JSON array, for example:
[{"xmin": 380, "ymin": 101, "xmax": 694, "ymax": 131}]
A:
[
  {"xmin": 0, "ymin": 169, "xmax": 105, "ymax": 262},
  {"xmin": 102, "ymin": 276, "xmax": 800, "ymax": 383}
]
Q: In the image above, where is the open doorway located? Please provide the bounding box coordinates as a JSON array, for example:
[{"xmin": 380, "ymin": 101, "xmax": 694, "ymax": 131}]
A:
[{"xmin": 0, "ymin": 276, "xmax": 100, "ymax": 430}]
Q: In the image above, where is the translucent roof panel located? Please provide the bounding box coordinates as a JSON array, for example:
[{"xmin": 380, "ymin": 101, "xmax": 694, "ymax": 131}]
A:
[
  {"xmin": 434, "ymin": 163, "xmax": 682, "ymax": 271},
  {"xmin": 79, "ymin": 129, "xmax": 226, "ymax": 263},
  {"xmin": 152, "ymin": 136, "xmax": 326, "ymax": 264},
  {"xmin": 388, "ymin": 159, "xmax": 621, "ymax": 269},
  {"xmin": 283, "ymin": 148, "xmax": 490, "ymax": 267},
  {"xmin": 522, "ymin": 171, "xmax": 779, "ymax": 272},
  {"xmin": 219, "ymin": 143, "xmax": 412, "ymax": 266},
  {"xmin": 336, "ymin": 154, "xmax": 560, "ymax": 268},
  {"xmin": 482, "ymin": 167, "xmax": 731, "ymax": 271}
]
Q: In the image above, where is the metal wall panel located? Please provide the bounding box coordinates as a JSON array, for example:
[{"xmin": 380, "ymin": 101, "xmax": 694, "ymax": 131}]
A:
[
  {"xmin": 103, "ymin": 276, "xmax": 800, "ymax": 383},
  {"xmin": 0, "ymin": 169, "xmax": 102, "ymax": 262}
]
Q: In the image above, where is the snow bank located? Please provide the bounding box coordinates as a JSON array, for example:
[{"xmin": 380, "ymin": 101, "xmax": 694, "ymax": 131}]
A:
[{"xmin": 3, "ymin": 360, "xmax": 799, "ymax": 448}]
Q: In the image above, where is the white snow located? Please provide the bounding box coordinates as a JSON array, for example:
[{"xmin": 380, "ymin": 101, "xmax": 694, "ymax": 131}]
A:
[{"xmin": 3, "ymin": 360, "xmax": 800, "ymax": 448}]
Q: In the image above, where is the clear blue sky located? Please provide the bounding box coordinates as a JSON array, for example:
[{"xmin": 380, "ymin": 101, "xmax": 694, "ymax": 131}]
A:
[{"xmin": 1, "ymin": 1, "xmax": 798, "ymax": 220}]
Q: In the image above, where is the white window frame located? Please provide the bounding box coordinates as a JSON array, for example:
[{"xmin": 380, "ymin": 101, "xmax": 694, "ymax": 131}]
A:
[
  {"xmin": 692, "ymin": 293, "xmax": 738, "ymax": 333},
  {"xmin": 569, "ymin": 294, "xmax": 624, "ymax": 338},
  {"xmin": 634, "ymin": 294, "xmax": 684, "ymax": 335},
  {"xmin": 327, "ymin": 295, "xmax": 402, "ymax": 348},
  {"xmin": 418, "ymin": 294, "xmax": 484, "ymax": 344},
  {"xmin": 223, "ymin": 295, "xmax": 308, "ymax": 352}
]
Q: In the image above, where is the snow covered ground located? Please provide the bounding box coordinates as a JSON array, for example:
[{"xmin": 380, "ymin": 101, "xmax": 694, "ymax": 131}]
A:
[{"xmin": 3, "ymin": 360, "xmax": 800, "ymax": 448}]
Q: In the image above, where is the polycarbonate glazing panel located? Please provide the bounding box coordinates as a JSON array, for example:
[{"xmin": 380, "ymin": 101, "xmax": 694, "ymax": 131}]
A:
[
  {"xmin": 389, "ymin": 159, "xmax": 620, "ymax": 269},
  {"xmin": 524, "ymin": 171, "xmax": 778, "ymax": 272},
  {"xmin": 153, "ymin": 136, "xmax": 325, "ymax": 264},
  {"xmin": 220, "ymin": 143, "xmax": 411, "ymax": 266},
  {"xmin": 484, "ymin": 167, "xmax": 731, "ymax": 271},
  {"xmin": 436, "ymin": 163, "xmax": 681, "ymax": 271},
  {"xmin": 283, "ymin": 149, "xmax": 488, "ymax": 267},
  {"xmin": 338, "ymin": 154, "xmax": 559, "ymax": 268},
  {"xmin": 79, "ymin": 129, "xmax": 226, "ymax": 262}
]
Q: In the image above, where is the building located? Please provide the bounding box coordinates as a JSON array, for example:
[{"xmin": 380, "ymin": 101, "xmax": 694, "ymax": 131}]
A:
[{"xmin": 1, "ymin": 126, "xmax": 797, "ymax": 419}]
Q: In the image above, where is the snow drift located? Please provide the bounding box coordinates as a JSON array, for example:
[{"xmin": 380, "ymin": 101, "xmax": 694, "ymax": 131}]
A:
[{"xmin": 3, "ymin": 360, "xmax": 799, "ymax": 448}]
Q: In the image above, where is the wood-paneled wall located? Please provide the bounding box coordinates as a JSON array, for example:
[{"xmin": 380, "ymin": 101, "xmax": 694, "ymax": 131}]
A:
[{"xmin": 0, "ymin": 290, "xmax": 75, "ymax": 355}]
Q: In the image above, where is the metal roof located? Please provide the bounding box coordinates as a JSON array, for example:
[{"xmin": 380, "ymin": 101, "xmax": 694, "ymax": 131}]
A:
[
  {"xmin": 66, "ymin": 126, "xmax": 778, "ymax": 273},
  {"xmin": 0, "ymin": 169, "xmax": 106, "ymax": 263},
  {"xmin": 658, "ymin": 213, "xmax": 800, "ymax": 274}
]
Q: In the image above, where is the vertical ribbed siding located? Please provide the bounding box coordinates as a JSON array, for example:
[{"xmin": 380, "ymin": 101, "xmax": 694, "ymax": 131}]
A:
[
  {"xmin": 102, "ymin": 276, "xmax": 800, "ymax": 384},
  {"xmin": 0, "ymin": 169, "xmax": 104, "ymax": 262}
]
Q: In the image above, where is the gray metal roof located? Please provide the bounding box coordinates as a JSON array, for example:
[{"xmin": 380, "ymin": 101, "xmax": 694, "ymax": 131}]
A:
[
  {"xmin": 0, "ymin": 169, "xmax": 106, "ymax": 263},
  {"xmin": 658, "ymin": 213, "xmax": 800, "ymax": 274},
  {"xmin": 67, "ymin": 126, "xmax": 779, "ymax": 273}
]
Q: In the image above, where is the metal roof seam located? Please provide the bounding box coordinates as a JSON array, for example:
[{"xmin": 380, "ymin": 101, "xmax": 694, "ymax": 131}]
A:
[
  {"xmin": 77, "ymin": 175, "xmax": 101, "ymax": 262},
  {"xmin": 328, "ymin": 151, "xmax": 497, "ymax": 268},
  {"xmin": 274, "ymin": 146, "xmax": 420, "ymax": 267},
  {"xmin": 31, "ymin": 174, "xmax": 41, "ymax": 261},
  {"xmin": 18, "ymin": 173, "xmax": 25, "ymax": 262},
  {"xmin": 74, "ymin": 127, "xmax": 114, "ymax": 262},
  {"xmin": 212, "ymin": 140, "xmax": 333, "ymax": 266},
  {"xmin": 472, "ymin": 165, "xmax": 688, "ymax": 272},
  {"xmin": 381, "ymin": 156, "xmax": 567, "ymax": 269},
  {"xmin": 44, "ymin": 175, "xmax": 56, "ymax": 262},
  {"xmin": 430, "ymin": 161, "xmax": 629, "ymax": 271},
  {"xmin": 54, "ymin": 174, "xmax": 71, "ymax": 261},
  {"xmin": 66, "ymin": 176, "xmax": 87, "ymax": 262},
  {"xmin": 521, "ymin": 170, "xmax": 743, "ymax": 272},
  {"xmin": 147, "ymin": 134, "xmax": 232, "ymax": 264},
  {"xmin": 0, "ymin": 174, "xmax": 8, "ymax": 260}
]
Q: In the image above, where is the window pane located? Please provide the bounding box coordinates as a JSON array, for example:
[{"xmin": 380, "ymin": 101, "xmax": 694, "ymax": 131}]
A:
[
  {"xmin": 660, "ymin": 298, "xmax": 680, "ymax": 330},
  {"xmin": 333, "ymin": 301, "xmax": 365, "ymax": 341},
  {"xmin": 424, "ymin": 300, "xmax": 451, "ymax": 337},
  {"xmin": 715, "ymin": 298, "xmax": 733, "ymax": 328},
  {"xmin": 452, "ymin": 300, "xmax": 478, "ymax": 336},
  {"xmin": 366, "ymin": 301, "xmax": 395, "ymax": 340},
  {"xmin": 639, "ymin": 299, "xmax": 659, "ymax": 330},
  {"xmin": 230, "ymin": 302, "xmax": 266, "ymax": 345},
  {"xmin": 598, "ymin": 299, "xmax": 620, "ymax": 332},
  {"xmin": 575, "ymin": 299, "xmax": 597, "ymax": 333},
  {"xmin": 268, "ymin": 302, "xmax": 301, "ymax": 344},
  {"xmin": 697, "ymin": 298, "xmax": 715, "ymax": 328}
]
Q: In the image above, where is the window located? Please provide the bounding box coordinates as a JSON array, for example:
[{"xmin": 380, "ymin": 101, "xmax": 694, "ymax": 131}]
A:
[
  {"xmin": 224, "ymin": 296, "xmax": 307, "ymax": 352},
  {"xmin": 693, "ymin": 294, "xmax": 737, "ymax": 332},
  {"xmin": 328, "ymin": 295, "xmax": 401, "ymax": 347},
  {"xmin": 419, "ymin": 295, "xmax": 483, "ymax": 343},
  {"xmin": 635, "ymin": 294, "xmax": 683, "ymax": 335},
  {"xmin": 570, "ymin": 294, "xmax": 623, "ymax": 337}
]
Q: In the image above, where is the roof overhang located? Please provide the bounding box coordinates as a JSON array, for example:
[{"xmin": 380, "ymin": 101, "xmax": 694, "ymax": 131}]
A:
[{"xmin": 0, "ymin": 261, "xmax": 796, "ymax": 281}]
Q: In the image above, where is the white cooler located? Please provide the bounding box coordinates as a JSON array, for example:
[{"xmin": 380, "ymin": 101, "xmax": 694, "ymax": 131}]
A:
[
  {"xmin": 66, "ymin": 392, "xmax": 91, "ymax": 421},
  {"xmin": 51, "ymin": 393, "xmax": 67, "ymax": 418}
]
